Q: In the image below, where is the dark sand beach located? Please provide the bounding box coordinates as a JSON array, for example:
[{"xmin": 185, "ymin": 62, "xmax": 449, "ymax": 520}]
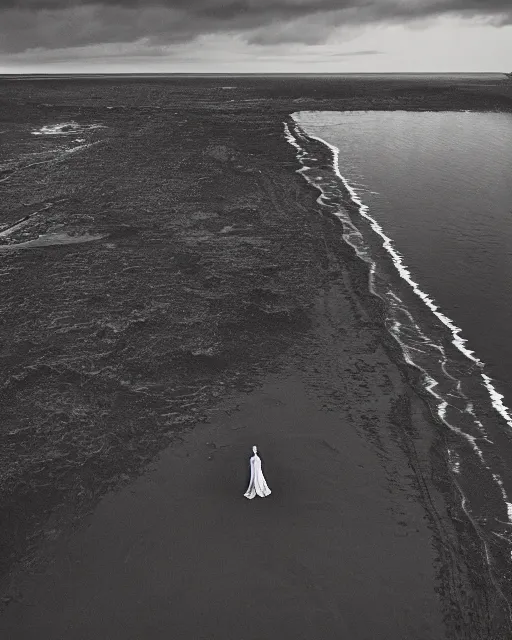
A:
[{"xmin": 1, "ymin": 75, "xmax": 512, "ymax": 638}]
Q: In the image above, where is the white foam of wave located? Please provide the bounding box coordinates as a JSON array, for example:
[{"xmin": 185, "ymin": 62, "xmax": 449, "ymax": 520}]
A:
[
  {"xmin": 290, "ymin": 113, "xmax": 512, "ymax": 432},
  {"xmin": 482, "ymin": 374, "xmax": 512, "ymax": 428},
  {"xmin": 465, "ymin": 403, "xmax": 494, "ymax": 444},
  {"xmin": 383, "ymin": 304, "xmax": 496, "ymax": 447},
  {"xmin": 447, "ymin": 448, "xmax": 461, "ymax": 474},
  {"xmin": 493, "ymin": 473, "xmax": 512, "ymax": 524},
  {"xmin": 403, "ymin": 355, "xmax": 485, "ymax": 462},
  {"xmin": 32, "ymin": 122, "xmax": 105, "ymax": 136}
]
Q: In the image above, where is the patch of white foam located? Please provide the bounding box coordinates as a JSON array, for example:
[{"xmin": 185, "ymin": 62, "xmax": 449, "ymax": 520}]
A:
[
  {"xmin": 482, "ymin": 374, "xmax": 512, "ymax": 429},
  {"xmin": 465, "ymin": 403, "xmax": 494, "ymax": 443},
  {"xmin": 32, "ymin": 122, "xmax": 105, "ymax": 136},
  {"xmin": 493, "ymin": 473, "xmax": 512, "ymax": 524},
  {"xmin": 421, "ymin": 373, "xmax": 484, "ymax": 461},
  {"xmin": 447, "ymin": 448, "xmax": 461, "ymax": 474},
  {"xmin": 32, "ymin": 123, "xmax": 80, "ymax": 135}
]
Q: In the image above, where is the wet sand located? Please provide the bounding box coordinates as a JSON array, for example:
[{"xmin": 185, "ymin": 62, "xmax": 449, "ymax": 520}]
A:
[{"xmin": 1, "ymin": 76, "xmax": 512, "ymax": 638}]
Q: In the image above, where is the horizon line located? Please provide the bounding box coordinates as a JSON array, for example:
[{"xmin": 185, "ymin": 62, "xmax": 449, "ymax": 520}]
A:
[{"xmin": 0, "ymin": 71, "xmax": 509, "ymax": 77}]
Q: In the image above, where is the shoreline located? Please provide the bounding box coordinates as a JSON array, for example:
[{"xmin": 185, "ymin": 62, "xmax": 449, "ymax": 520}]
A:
[
  {"xmin": 1, "ymin": 76, "xmax": 512, "ymax": 636},
  {"xmin": 286, "ymin": 112, "xmax": 512, "ymax": 613}
]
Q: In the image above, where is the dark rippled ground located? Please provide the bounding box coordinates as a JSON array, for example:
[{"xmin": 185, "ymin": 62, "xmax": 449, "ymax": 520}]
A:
[
  {"xmin": 0, "ymin": 75, "xmax": 511, "ymax": 583},
  {"xmin": 0, "ymin": 97, "xmax": 326, "ymax": 578}
]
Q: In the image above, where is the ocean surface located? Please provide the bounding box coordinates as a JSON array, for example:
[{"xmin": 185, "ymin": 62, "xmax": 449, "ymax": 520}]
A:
[{"xmin": 287, "ymin": 110, "xmax": 512, "ymax": 594}]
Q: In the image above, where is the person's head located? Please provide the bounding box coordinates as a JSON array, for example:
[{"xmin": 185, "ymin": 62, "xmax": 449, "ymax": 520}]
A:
[{"xmin": 252, "ymin": 445, "xmax": 258, "ymax": 455}]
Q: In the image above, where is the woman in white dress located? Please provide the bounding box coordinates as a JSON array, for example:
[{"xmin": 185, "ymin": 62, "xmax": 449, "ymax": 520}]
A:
[{"xmin": 244, "ymin": 445, "xmax": 272, "ymax": 499}]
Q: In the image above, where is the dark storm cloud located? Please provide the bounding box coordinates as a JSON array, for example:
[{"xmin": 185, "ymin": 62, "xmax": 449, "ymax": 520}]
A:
[
  {"xmin": 3, "ymin": 0, "xmax": 512, "ymax": 15},
  {"xmin": 2, "ymin": 0, "xmax": 512, "ymax": 10},
  {"xmin": 1, "ymin": 0, "xmax": 511, "ymax": 54}
]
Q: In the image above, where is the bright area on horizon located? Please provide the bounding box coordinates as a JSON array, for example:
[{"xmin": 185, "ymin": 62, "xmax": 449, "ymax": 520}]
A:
[{"xmin": 0, "ymin": 1, "xmax": 511, "ymax": 74}]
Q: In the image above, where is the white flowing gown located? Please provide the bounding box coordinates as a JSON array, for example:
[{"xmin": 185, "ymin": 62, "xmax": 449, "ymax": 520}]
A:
[{"xmin": 244, "ymin": 446, "xmax": 271, "ymax": 499}]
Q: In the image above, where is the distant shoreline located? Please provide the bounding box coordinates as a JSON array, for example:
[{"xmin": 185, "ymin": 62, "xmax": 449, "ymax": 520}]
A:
[{"xmin": 0, "ymin": 71, "xmax": 508, "ymax": 77}]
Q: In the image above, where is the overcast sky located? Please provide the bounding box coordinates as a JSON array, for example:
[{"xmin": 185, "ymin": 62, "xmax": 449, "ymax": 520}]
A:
[{"xmin": 0, "ymin": 0, "xmax": 511, "ymax": 73}]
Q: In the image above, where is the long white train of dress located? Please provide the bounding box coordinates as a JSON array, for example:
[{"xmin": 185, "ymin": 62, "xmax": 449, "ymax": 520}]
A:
[{"xmin": 244, "ymin": 446, "xmax": 271, "ymax": 499}]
